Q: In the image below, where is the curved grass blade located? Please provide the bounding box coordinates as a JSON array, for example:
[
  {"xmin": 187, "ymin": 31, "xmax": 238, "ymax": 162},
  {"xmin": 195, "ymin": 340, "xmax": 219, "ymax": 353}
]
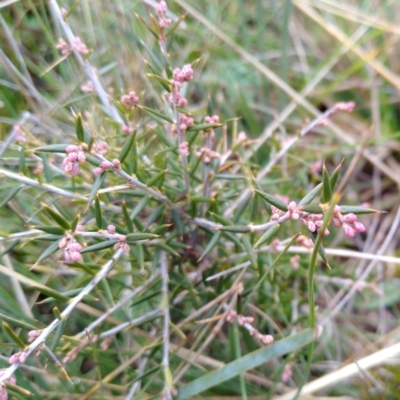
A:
[{"xmin": 176, "ymin": 328, "xmax": 318, "ymax": 399}]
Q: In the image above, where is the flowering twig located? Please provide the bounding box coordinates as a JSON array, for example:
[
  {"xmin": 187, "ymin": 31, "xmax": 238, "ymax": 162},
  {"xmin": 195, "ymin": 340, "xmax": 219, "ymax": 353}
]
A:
[
  {"xmin": 223, "ymin": 102, "xmax": 356, "ymax": 218},
  {"xmin": 226, "ymin": 310, "xmax": 274, "ymax": 346},
  {"xmin": 48, "ymin": 0, "xmax": 125, "ymax": 126},
  {"xmin": 0, "ymin": 248, "xmax": 124, "ymax": 384}
]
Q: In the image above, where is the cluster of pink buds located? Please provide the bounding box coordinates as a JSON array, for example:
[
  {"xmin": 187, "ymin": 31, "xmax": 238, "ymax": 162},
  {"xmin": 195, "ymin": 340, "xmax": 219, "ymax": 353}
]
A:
[
  {"xmin": 56, "ymin": 37, "xmax": 89, "ymax": 56},
  {"xmin": 93, "ymin": 159, "xmax": 121, "ymax": 175},
  {"xmin": 171, "ymin": 114, "xmax": 194, "ymax": 133},
  {"xmin": 271, "ymin": 201, "xmax": 366, "ymax": 238},
  {"xmin": 331, "ymin": 205, "xmax": 366, "ymax": 238},
  {"xmin": 59, "ymin": 234, "xmax": 83, "ymax": 263},
  {"xmin": 120, "ymin": 91, "xmax": 139, "ymax": 109},
  {"xmin": 92, "ymin": 140, "xmax": 109, "ymax": 155},
  {"xmin": 155, "ymin": 1, "xmax": 171, "ymax": 29},
  {"xmin": 62, "ymin": 144, "xmax": 87, "ymax": 176},
  {"xmin": 8, "ymin": 350, "xmax": 27, "ymax": 365},
  {"xmin": 173, "ymin": 64, "xmax": 194, "ymax": 88},
  {"xmin": 204, "ymin": 115, "xmax": 220, "ymax": 124},
  {"xmin": 179, "ymin": 141, "xmax": 189, "ymax": 157},
  {"xmin": 226, "ymin": 311, "xmax": 274, "ymax": 345},
  {"xmin": 0, "ymin": 370, "xmax": 16, "ymax": 400},
  {"xmin": 106, "ymin": 225, "xmax": 130, "ymax": 252},
  {"xmin": 195, "ymin": 147, "xmax": 221, "ymax": 163},
  {"xmin": 281, "ymin": 363, "xmax": 293, "ymax": 383}
]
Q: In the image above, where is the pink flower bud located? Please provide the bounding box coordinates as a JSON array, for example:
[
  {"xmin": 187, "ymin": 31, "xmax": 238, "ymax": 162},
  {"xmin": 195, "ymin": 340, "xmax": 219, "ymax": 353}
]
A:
[
  {"xmin": 93, "ymin": 167, "xmax": 103, "ymax": 175},
  {"xmin": 111, "ymin": 159, "xmax": 120, "ymax": 168},
  {"xmin": 354, "ymin": 221, "xmax": 366, "ymax": 232},
  {"xmin": 100, "ymin": 161, "xmax": 111, "ymax": 169},
  {"xmin": 107, "ymin": 225, "xmax": 116, "ymax": 234},
  {"xmin": 71, "ymin": 243, "xmax": 82, "ymax": 252},
  {"xmin": 70, "ymin": 164, "xmax": 80, "ymax": 176},
  {"xmin": 343, "ymin": 225, "xmax": 355, "ymax": 237},
  {"xmin": 343, "ymin": 213, "xmax": 357, "ymax": 223},
  {"xmin": 70, "ymin": 251, "xmax": 82, "ymax": 262},
  {"xmin": 307, "ymin": 221, "xmax": 316, "ymax": 232},
  {"xmin": 76, "ymin": 224, "xmax": 84, "ymax": 232},
  {"xmin": 66, "ymin": 145, "xmax": 78, "ymax": 153}
]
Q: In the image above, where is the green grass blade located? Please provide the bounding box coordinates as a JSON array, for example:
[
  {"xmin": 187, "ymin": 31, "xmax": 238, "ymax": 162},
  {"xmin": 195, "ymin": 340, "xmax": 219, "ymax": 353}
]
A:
[{"xmin": 176, "ymin": 328, "xmax": 317, "ymax": 399}]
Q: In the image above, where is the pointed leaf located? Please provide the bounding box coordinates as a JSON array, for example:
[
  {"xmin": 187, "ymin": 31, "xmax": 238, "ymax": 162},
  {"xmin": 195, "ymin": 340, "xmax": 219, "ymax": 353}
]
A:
[
  {"xmin": 339, "ymin": 205, "xmax": 382, "ymax": 215},
  {"xmin": 94, "ymin": 195, "xmax": 102, "ymax": 229},
  {"xmin": 0, "ymin": 313, "xmax": 36, "ymax": 331},
  {"xmin": 69, "ymin": 261, "xmax": 96, "ymax": 276},
  {"xmin": 253, "ymin": 225, "xmax": 281, "ymax": 249},
  {"xmin": 138, "ymin": 105, "xmax": 174, "ymax": 123},
  {"xmin": 88, "ymin": 172, "xmax": 106, "ymax": 205},
  {"xmin": 255, "ymin": 190, "xmax": 288, "ymax": 211},
  {"xmin": 118, "ymin": 130, "xmax": 137, "ymax": 163},
  {"xmin": 130, "ymin": 196, "xmax": 151, "ymax": 220},
  {"xmin": 36, "ymin": 240, "xmax": 62, "ymax": 264},
  {"xmin": 322, "ymin": 164, "xmax": 332, "ymax": 203},
  {"xmin": 41, "ymin": 204, "xmax": 70, "ymax": 230},
  {"xmin": 76, "ymin": 112, "xmax": 84, "ymax": 142},
  {"xmin": 146, "ymin": 170, "xmax": 166, "ymax": 187},
  {"xmin": 3, "ymin": 322, "xmax": 26, "ymax": 348},
  {"xmin": 80, "ymin": 240, "xmax": 118, "ymax": 254},
  {"xmin": 19, "ymin": 145, "xmax": 25, "ymax": 172},
  {"xmin": 241, "ymin": 235, "xmax": 257, "ymax": 270},
  {"xmin": 186, "ymin": 122, "xmax": 222, "ymax": 132},
  {"xmin": 298, "ymin": 183, "xmax": 322, "ymax": 206},
  {"xmin": 330, "ymin": 159, "xmax": 344, "ymax": 192},
  {"xmin": 147, "ymin": 73, "xmax": 171, "ymax": 91},
  {"xmin": 157, "ymin": 242, "xmax": 180, "ymax": 257},
  {"xmin": 199, "ymin": 232, "xmax": 222, "ymax": 261},
  {"xmin": 126, "ymin": 233, "xmax": 159, "ymax": 241},
  {"xmin": 0, "ymin": 240, "xmax": 19, "ymax": 258},
  {"xmin": 31, "ymin": 285, "xmax": 70, "ymax": 301},
  {"xmin": 34, "ymin": 144, "xmax": 69, "ymax": 153},
  {"xmin": 122, "ymin": 201, "xmax": 134, "ymax": 233},
  {"xmin": 71, "ymin": 214, "xmax": 80, "ymax": 233},
  {"xmin": 33, "ymin": 226, "xmax": 66, "ymax": 235},
  {"xmin": 0, "ymin": 186, "xmax": 22, "ymax": 208}
]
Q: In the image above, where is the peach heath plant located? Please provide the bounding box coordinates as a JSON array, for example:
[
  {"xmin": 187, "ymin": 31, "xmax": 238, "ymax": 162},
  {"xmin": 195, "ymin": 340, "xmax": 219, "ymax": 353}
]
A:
[{"xmin": 0, "ymin": 0, "xmax": 379, "ymax": 399}]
